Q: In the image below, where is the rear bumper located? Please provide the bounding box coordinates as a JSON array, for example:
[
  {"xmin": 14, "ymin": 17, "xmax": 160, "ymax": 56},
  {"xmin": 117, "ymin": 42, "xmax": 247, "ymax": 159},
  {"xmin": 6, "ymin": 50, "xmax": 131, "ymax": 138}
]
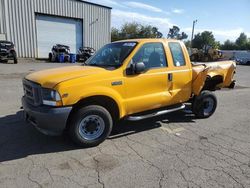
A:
[{"xmin": 22, "ymin": 97, "xmax": 72, "ymax": 136}]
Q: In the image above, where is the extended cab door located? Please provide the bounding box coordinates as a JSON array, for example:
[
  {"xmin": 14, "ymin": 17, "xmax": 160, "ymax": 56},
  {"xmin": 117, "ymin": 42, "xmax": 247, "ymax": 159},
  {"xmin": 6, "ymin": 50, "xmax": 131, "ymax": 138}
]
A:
[
  {"xmin": 166, "ymin": 42, "xmax": 192, "ymax": 104},
  {"xmin": 124, "ymin": 42, "xmax": 173, "ymax": 115}
]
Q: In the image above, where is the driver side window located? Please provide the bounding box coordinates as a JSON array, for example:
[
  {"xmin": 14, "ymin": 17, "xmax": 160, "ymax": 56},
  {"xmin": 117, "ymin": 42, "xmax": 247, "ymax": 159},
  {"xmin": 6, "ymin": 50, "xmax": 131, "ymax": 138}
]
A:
[{"xmin": 132, "ymin": 43, "xmax": 167, "ymax": 69}]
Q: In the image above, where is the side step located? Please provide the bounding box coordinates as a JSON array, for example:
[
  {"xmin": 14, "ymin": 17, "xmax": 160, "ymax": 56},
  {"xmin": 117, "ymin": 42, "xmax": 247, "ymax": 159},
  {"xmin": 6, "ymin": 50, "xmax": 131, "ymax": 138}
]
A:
[{"xmin": 126, "ymin": 104, "xmax": 186, "ymax": 121}]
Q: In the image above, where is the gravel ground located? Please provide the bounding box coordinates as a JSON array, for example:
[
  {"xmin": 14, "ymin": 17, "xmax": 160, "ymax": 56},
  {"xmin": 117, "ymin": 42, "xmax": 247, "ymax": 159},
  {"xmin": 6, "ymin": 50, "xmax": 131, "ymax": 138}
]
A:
[{"xmin": 0, "ymin": 59, "xmax": 250, "ymax": 188}]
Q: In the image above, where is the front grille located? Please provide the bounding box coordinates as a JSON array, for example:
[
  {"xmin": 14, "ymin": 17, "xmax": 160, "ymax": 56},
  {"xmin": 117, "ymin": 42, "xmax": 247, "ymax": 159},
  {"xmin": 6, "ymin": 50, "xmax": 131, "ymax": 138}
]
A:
[
  {"xmin": 0, "ymin": 48, "xmax": 9, "ymax": 57},
  {"xmin": 23, "ymin": 79, "xmax": 42, "ymax": 106}
]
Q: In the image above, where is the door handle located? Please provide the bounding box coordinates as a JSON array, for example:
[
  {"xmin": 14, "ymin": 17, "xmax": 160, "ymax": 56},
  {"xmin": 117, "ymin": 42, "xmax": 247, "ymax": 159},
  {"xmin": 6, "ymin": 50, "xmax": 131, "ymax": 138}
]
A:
[{"xmin": 168, "ymin": 73, "xmax": 173, "ymax": 81}]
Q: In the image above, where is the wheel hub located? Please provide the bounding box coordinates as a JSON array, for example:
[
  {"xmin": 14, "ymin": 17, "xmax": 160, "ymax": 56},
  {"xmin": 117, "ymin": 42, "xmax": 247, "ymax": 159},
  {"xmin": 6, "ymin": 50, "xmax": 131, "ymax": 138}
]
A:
[
  {"xmin": 203, "ymin": 98, "xmax": 214, "ymax": 116},
  {"xmin": 78, "ymin": 115, "xmax": 105, "ymax": 141},
  {"xmin": 85, "ymin": 121, "xmax": 98, "ymax": 132}
]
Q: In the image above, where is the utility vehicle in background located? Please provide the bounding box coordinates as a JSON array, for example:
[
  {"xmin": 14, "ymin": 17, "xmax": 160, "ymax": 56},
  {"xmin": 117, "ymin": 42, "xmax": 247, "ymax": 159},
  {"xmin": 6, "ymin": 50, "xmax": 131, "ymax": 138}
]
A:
[
  {"xmin": 48, "ymin": 44, "xmax": 70, "ymax": 62},
  {"xmin": 0, "ymin": 40, "xmax": 18, "ymax": 64},
  {"xmin": 76, "ymin": 47, "xmax": 95, "ymax": 62}
]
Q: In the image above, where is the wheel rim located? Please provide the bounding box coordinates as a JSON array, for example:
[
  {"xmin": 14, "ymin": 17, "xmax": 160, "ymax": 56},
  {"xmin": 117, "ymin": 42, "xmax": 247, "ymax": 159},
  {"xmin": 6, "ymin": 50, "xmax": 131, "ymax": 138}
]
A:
[
  {"xmin": 203, "ymin": 97, "xmax": 214, "ymax": 116},
  {"xmin": 78, "ymin": 115, "xmax": 105, "ymax": 141}
]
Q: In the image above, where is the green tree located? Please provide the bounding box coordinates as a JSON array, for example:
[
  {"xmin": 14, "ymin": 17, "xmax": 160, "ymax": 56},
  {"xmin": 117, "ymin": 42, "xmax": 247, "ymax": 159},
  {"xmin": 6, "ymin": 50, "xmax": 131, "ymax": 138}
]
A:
[
  {"xmin": 221, "ymin": 33, "xmax": 250, "ymax": 50},
  {"xmin": 184, "ymin": 40, "xmax": 191, "ymax": 48},
  {"xmin": 221, "ymin": 40, "xmax": 237, "ymax": 50},
  {"xmin": 167, "ymin": 26, "xmax": 188, "ymax": 40},
  {"xmin": 246, "ymin": 38, "xmax": 250, "ymax": 50},
  {"xmin": 192, "ymin": 31, "xmax": 220, "ymax": 49},
  {"xmin": 235, "ymin": 33, "xmax": 248, "ymax": 50},
  {"xmin": 214, "ymin": 41, "xmax": 221, "ymax": 49},
  {"xmin": 111, "ymin": 22, "xmax": 163, "ymax": 42},
  {"xmin": 111, "ymin": 27, "xmax": 120, "ymax": 42}
]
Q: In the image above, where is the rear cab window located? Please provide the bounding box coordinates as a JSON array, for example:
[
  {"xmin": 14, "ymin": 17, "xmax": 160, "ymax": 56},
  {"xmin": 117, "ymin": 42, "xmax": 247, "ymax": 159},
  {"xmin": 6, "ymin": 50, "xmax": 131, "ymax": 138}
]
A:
[{"xmin": 168, "ymin": 42, "xmax": 186, "ymax": 67}]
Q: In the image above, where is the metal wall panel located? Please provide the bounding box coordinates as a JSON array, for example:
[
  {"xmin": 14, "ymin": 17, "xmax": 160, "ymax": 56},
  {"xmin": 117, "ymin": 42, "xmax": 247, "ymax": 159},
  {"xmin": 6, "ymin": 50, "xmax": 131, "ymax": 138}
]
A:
[{"xmin": 0, "ymin": 0, "xmax": 111, "ymax": 58}]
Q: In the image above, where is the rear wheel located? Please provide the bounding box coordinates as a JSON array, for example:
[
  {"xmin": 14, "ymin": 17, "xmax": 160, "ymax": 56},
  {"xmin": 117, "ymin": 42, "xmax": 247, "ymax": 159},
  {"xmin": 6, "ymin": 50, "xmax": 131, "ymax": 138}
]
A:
[
  {"xmin": 13, "ymin": 52, "xmax": 18, "ymax": 64},
  {"xmin": 69, "ymin": 105, "xmax": 113, "ymax": 147},
  {"xmin": 76, "ymin": 54, "xmax": 80, "ymax": 62},
  {"xmin": 64, "ymin": 56, "xmax": 69, "ymax": 62},
  {"xmin": 49, "ymin": 53, "xmax": 53, "ymax": 62},
  {"xmin": 14, "ymin": 58, "xmax": 18, "ymax": 64},
  {"xmin": 192, "ymin": 90, "xmax": 217, "ymax": 118}
]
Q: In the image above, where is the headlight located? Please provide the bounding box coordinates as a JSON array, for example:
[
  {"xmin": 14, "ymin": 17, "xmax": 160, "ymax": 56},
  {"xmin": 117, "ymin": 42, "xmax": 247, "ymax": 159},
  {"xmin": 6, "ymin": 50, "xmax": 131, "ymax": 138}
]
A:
[{"xmin": 42, "ymin": 88, "xmax": 62, "ymax": 106}]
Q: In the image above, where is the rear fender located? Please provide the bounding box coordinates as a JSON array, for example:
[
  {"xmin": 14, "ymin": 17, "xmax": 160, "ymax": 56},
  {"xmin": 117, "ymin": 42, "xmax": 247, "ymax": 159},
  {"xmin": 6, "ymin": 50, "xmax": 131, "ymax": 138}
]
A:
[{"xmin": 192, "ymin": 68, "xmax": 209, "ymax": 95}]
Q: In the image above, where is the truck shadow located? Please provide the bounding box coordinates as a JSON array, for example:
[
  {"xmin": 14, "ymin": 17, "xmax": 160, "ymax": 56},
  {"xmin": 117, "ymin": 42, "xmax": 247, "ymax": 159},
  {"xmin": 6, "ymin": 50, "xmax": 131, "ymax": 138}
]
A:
[
  {"xmin": 0, "ymin": 110, "xmax": 196, "ymax": 162},
  {"xmin": 109, "ymin": 110, "xmax": 196, "ymax": 139}
]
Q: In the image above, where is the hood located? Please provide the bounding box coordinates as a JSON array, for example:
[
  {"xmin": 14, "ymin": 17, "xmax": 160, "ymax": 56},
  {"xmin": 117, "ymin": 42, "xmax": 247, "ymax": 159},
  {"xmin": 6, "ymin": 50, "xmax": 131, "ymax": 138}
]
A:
[{"xmin": 25, "ymin": 65, "xmax": 106, "ymax": 88}]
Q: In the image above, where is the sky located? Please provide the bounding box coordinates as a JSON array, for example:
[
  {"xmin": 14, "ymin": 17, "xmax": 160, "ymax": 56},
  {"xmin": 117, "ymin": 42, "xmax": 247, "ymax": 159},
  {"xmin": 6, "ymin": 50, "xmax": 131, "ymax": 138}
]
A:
[{"xmin": 87, "ymin": 0, "xmax": 250, "ymax": 43}]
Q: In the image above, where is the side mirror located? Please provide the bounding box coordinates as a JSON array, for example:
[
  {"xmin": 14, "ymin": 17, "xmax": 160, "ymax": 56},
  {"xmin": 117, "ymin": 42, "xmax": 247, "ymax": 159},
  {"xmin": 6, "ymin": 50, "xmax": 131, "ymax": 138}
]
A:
[
  {"xmin": 134, "ymin": 62, "xmax": 146, "ymax": 74},
  {"xmin": 126, "ymin": 61, "xmax": 146, "ymax": 75}
]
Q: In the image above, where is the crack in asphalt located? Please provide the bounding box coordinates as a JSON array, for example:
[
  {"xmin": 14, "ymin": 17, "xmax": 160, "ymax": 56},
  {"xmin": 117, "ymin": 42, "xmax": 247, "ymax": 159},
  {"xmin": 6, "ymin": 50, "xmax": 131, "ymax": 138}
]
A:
[
  {"xmin": 93, "ymin": 156, "xmax": 105, "ymax": 188},
  {"xmin": 125, "ymin": 136, "xmax": 165, "ymax": 188},
  {"xmin": 27, "ymin": 158, "xmax": 43, "ymax": 188}
]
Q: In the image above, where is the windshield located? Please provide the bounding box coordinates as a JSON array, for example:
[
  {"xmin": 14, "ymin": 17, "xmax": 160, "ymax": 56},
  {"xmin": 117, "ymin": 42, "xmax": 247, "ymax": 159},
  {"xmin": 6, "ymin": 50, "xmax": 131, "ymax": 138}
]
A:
[{"xmin": 85, "ymin": 42, "xmax": 137, "ymax": 68}]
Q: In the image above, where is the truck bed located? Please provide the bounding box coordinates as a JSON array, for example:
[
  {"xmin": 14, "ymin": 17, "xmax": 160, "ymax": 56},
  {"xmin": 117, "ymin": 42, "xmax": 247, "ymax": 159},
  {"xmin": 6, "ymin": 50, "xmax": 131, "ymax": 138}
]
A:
[{"xmin": 191, "ymin": 60, "xmax": 236, "ymax": 94}]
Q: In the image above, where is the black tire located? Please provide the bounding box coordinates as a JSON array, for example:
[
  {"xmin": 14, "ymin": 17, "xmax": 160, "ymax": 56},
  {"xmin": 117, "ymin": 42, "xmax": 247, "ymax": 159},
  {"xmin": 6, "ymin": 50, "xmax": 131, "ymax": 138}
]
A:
[
  {"xmin": 192, "ymin": 90, "xmax": 217, "ymax": 118},
  {"xmin": 12, "ymin": 51, "xmax": 17, "ymax": 64},
  {"xmin": 64, "ymin": 56, "xmax": 69, "ymax": 62},
  {"xmin": 82, "ymin": 56, "xmax": 88, "ymax": 62},
  {"xmin": 49, "ymin": 53, "xmax": 52, "ymax": 62},
  {"xmin": 14, "ymin": 58, "xmax": 18, "ymax": 64},
  {"xmin": 69, "ymin": 105, "xmax": 113, "ymax": 147},
  {"xmin": 76, "ymin": 54, "xmax": 80, "ymax": 62}
]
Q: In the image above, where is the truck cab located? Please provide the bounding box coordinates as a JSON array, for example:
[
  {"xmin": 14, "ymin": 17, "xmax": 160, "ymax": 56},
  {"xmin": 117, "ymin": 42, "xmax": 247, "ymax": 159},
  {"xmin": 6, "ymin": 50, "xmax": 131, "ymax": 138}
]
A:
[{"xmin": 22, "ymin": 39, "xmax": 236, "ymax": 147}]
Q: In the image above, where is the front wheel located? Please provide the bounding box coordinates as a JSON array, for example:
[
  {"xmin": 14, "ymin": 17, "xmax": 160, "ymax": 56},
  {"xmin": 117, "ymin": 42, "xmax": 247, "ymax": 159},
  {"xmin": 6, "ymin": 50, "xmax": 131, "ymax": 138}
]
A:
[
  {"xmin": 192, "ymin": 91, "xmax": 217, "ymax": 118},
  {"xmin": 12, "ymin": 51, "xmax": 18, "ymax": 64},
  {"xmin": 69, "ymin": 105, "xmax": 113, "ymax": 147}
]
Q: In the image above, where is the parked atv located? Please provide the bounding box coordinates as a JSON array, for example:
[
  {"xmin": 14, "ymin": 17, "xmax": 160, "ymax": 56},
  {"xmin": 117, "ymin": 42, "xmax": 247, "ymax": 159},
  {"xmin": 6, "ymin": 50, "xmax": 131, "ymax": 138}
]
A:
[
  {"xmin": 76, "ymin": 47, "xmax": 95, "ymax": 62},
  {"xmin": 0, "ymin": 40, "xmax": 18, "ymax": 64},
  {"xmin": 48, "ymin": 44, "xmax": 70, "ymax": 62}
]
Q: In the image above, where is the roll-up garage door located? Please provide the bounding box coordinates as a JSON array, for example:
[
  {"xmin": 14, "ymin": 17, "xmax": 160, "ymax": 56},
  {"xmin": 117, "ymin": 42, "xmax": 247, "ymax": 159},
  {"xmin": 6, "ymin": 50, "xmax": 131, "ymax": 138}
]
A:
[{"xmin": 36, "ymin": 14, "xmax": 83, "ymax": 58}]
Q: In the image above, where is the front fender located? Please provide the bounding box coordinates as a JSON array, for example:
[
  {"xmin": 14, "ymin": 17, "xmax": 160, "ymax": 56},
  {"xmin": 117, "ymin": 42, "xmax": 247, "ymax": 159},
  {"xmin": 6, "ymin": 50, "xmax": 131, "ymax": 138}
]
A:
[{"xmin": 62, "ymin": 86, "xmax": 126, "ymax": 118}]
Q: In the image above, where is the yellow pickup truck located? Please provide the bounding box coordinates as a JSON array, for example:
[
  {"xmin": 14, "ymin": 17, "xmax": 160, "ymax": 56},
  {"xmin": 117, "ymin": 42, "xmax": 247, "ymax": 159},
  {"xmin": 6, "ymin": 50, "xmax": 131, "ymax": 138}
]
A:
[{"xmin": 22, "ymin": 39, "xmax": 236, "ymax": 147}]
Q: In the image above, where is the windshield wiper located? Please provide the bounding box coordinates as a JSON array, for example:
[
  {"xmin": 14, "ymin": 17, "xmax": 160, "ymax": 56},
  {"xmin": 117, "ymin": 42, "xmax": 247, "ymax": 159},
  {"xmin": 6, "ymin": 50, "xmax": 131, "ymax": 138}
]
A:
[
  {"xmin": 102, "ymin": 64, "xmax": 121, "ymax": 67},
  {"xmin": 86, "ymin": 63, "xmax": 101, "ymax": 67}
]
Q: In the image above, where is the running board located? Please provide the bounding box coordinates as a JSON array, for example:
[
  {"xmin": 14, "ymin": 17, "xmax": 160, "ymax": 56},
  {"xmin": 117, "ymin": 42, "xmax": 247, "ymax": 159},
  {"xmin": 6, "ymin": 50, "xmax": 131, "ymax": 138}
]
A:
[{"xmin": 126, "ymin": 104, "xmax": 186, "ymax": 121}]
